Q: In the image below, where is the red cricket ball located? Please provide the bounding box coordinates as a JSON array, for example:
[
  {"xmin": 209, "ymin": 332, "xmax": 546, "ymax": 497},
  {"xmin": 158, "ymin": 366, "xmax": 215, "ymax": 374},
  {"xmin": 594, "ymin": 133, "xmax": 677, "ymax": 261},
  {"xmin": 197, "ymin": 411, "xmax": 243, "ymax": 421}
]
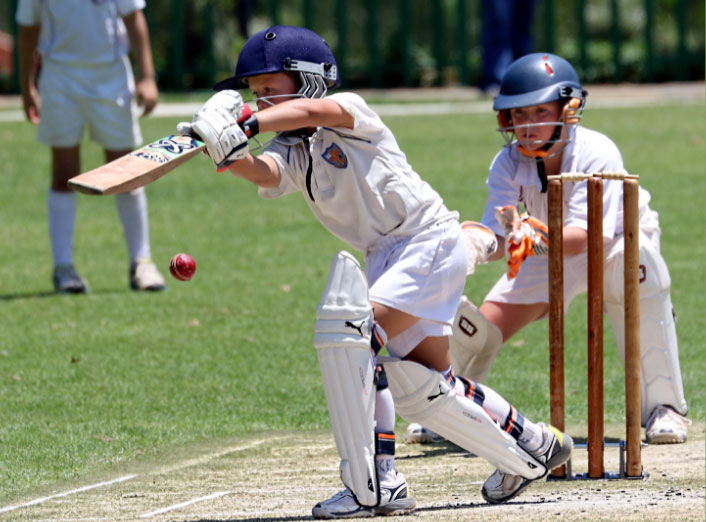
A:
[{"xmin": 169, "ymin": 253, "xmax": 196, "ymax": 281}]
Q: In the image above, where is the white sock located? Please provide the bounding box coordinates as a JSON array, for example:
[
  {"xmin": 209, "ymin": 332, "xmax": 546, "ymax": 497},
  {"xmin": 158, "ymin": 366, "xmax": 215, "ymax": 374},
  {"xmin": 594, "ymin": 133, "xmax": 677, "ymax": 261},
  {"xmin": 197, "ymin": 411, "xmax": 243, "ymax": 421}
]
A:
[
  {"xmin": 518, "ymin": 421, "xmax": 544, "ymax": 452},
  {"xmin": 374, "ymin": 387, "xmax": 398, "ymax": 482},
  {"xmin": 115, "ymin": 188, "xmax": 151, "ymax": 261},
  {"xmin": 375, "ymin": 387, "xmax": 396, "ymax": 433},
  {"xmin": 375, "ymin": 455, "xmax": 396, "ymax": 483},
  {"xmin": 476, "ymin": 382, "xmax": 544, "ymax": 451},
  {"xmin": 48, "ymin": 189, "xmax": 76, "ymax": 266},
  {"xmin": 443, "ymin": 366, "xmax": 545, "ymax": 452}
]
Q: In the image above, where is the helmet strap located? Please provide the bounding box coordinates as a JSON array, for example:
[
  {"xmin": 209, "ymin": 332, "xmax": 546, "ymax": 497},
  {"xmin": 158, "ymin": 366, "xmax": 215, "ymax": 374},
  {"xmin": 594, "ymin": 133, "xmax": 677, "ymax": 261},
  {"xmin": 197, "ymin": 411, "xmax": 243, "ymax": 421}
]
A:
[{"xmin": 536, "ymin": 158, "xmax": 548, "ymax": 193}]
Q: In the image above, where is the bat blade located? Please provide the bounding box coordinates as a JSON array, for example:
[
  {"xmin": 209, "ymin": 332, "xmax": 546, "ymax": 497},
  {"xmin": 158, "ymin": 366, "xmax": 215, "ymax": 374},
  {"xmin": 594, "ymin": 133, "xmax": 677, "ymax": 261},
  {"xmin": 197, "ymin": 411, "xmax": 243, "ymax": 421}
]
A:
[{"xmin": 68, "ymin": 135, "xmax": 205, "ymax": 195}]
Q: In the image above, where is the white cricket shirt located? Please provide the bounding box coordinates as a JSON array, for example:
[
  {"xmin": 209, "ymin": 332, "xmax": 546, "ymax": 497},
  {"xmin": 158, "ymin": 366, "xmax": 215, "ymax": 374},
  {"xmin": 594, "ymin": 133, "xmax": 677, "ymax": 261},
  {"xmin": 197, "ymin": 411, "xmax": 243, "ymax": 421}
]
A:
[
  {"xmin": 16, "ymin": 0, "xmax": 145, "ymax": 65},
  {"xmin": 480, "ymin": 126, "xmax": 652, "ymax": 241},
  {"xmin": 260, "ymin": 92, "xmax": 458, "ymax": 252}
]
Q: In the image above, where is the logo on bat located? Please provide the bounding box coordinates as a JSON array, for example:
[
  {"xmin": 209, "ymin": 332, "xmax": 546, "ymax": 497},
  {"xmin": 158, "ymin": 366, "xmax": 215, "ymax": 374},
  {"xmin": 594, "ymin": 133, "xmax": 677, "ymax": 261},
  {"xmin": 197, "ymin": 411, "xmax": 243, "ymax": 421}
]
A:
[{"xmin": 131, "ymin": 136, "xmax": 201, "ymax": 164}]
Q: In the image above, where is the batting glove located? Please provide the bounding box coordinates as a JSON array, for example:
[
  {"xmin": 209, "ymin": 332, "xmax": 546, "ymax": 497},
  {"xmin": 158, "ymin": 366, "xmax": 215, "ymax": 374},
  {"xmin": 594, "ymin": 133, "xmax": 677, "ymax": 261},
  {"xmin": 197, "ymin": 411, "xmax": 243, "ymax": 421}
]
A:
[
  {"xmin": 494, "ymin": 205, "xmax": 549, "ymax": 279},
  {"xmin": 461, "ymin": 221, "xmax": 498, "ymax": 275},
  {"xmin": 177, "ymin": 90, "xmax": 250, "ymax": 171}
]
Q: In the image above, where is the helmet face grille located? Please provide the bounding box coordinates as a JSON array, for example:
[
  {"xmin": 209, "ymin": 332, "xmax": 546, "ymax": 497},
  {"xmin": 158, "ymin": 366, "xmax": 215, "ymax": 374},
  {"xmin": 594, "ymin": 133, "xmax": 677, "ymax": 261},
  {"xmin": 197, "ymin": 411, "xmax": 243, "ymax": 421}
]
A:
[{"xmin": 495, "ymin": 96, "xmax": 585, "ymax": 162}]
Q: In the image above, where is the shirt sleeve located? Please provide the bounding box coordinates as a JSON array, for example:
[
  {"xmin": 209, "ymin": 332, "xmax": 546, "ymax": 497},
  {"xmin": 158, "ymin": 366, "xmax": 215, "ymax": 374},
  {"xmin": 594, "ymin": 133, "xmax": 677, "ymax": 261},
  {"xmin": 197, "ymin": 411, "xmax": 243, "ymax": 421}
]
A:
[
  {"xmin": 115, "ymin": 0, "xmax": 146, "ymax": 17},
  {"xmin": 480, "ymin": 151, "xmax": 521, "ymax": 237},
  {"xmin": 258, "ymin": 141, "xmax": 308, "ymax": 199},
  {"xmin": 326, "ymin": 92, "xmax": 385, "ymax": 139},
  {"xmin": 15, "ymin": 0, "xmax": 41, "ymax": 26}
]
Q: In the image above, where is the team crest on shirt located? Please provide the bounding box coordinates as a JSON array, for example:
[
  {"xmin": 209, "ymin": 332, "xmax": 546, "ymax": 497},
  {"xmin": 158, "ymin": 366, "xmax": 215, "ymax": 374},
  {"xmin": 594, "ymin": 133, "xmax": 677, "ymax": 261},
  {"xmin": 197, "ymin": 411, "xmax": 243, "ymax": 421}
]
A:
[{"xmin": 322, "ymin": 142, "xmax": 348, "ymax": 168}]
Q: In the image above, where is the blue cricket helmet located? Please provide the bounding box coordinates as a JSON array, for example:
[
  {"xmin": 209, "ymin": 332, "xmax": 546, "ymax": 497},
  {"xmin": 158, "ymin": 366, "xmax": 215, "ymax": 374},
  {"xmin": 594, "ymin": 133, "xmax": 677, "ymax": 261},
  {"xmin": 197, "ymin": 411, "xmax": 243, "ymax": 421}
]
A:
[
  {"xmin": 493, "ymin": 53, "xmax": 585, "ymax": 111},
  {"xmin": 493, "ymin": 53, "xmax": 588, "ymax": 162},
  {"xmin": 214, "ymin": 25, "xmax": 340, "ymax": 99}
]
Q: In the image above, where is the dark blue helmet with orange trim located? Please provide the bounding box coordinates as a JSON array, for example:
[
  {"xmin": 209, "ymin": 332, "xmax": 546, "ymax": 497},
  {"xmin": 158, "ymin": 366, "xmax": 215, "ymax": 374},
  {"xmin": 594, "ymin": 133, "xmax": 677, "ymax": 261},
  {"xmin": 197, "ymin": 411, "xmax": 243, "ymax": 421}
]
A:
[
  {"xmin": 493, "ymin": 53, "xmax": 585, "ymax": 111},
  {"xmin": 494, "ymin": 53, "xmax": 587, "ymax": 160},
  {"xmin": 214, "ymin": 25, "xmax": 340, "ymax": 99}
]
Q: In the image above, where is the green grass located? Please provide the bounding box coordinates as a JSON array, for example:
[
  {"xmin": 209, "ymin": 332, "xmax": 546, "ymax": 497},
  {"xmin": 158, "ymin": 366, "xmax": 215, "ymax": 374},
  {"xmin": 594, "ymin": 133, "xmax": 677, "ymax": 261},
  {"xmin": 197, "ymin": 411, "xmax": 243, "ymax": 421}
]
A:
[{"xmin": 0, "ymin": 101, "xmax": 704, "ymax": 502}]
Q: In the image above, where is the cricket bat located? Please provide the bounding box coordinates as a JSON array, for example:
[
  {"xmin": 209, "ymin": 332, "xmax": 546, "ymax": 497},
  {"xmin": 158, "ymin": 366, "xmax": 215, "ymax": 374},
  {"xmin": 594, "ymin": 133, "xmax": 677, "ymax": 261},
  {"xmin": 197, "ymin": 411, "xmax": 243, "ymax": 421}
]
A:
[
  {"xmin": 68, "ymin": 135, "xmax": 205, "ymax": 195},
  {"xmin": 68, "ymin": 105, "xmax": 253, "ymax": 196}
]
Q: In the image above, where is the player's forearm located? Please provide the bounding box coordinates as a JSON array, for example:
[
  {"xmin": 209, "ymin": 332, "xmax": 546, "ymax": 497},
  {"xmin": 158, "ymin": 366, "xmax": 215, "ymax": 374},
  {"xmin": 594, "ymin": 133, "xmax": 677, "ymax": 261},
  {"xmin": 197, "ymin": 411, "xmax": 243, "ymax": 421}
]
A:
[
  {"xmin": 17, "ymin": 25, "xmax": 40, "ymax": 93},
  {"xmin": 255, "ymin": 98, "xmax": 354, "ymax": 133},
  {"xmin": 123, "ymin": 10, "xmax": 156, "ymax": 80},
  {"xmin": 228, "ymin": 154, "xmax": 281, "ymax": 188},
  {"xmin": 563, "ymin": 226, "xmax": 588, "ymax": 256}
]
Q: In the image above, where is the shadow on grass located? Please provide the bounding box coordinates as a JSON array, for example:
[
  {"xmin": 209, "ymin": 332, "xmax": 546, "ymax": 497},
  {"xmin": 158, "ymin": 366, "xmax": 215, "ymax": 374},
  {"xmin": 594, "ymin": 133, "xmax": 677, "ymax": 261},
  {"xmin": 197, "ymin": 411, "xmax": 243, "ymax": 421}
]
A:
[
  {"xmin": 398, "ymin": 440, "xmax": 474, "ymax": 460},
  {"xmin": 0, "ymin": 288, "xmax": 129, "ymax": 301}
]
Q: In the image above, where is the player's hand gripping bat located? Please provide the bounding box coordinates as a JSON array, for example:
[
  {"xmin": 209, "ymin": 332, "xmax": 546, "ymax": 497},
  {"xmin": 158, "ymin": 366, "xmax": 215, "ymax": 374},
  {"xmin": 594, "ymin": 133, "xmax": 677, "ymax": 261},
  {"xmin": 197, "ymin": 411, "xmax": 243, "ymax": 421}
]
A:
[{"xmin": 67, "ymin": 104, "xmax": 253, "ymax": 196}]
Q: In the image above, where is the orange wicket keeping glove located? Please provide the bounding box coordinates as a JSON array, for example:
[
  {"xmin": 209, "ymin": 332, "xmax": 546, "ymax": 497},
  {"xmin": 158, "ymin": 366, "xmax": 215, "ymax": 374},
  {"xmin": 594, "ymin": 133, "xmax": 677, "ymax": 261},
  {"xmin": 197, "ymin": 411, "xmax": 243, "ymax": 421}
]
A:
[{"xmin": 494, "ymin": 206, "xmax": 549, "ymax": 279}]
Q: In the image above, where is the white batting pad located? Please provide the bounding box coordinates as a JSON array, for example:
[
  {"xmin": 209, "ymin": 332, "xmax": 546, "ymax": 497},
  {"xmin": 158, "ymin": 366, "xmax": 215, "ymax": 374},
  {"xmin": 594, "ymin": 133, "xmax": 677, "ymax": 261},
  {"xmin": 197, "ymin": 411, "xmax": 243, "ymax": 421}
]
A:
[
  {"xmin": 383, "ymin": 358, "xmax": 546, "ymax": 480},
  {"xmin": 604, "ymin": 242, "xmax": 688, "ymax": 423},
  {"xmin": 449, "ymin": 297, "xmax": 504, "ymax": 383},
  {"xmin": 314, "ymin": 251, "xmax": 378, "ymax": 506}
]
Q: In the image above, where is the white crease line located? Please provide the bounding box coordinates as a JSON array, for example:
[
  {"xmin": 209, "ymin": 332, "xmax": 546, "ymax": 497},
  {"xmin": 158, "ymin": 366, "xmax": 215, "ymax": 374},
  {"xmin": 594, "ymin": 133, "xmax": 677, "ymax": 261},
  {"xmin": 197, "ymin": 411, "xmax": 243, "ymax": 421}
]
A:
[
  {"xmin": 0, "ymin": 474, "xmax": 137, "ymax": 514},
  {"xmin": 138, "ymin": 491, "xmax": 230, "ymax": 518}
]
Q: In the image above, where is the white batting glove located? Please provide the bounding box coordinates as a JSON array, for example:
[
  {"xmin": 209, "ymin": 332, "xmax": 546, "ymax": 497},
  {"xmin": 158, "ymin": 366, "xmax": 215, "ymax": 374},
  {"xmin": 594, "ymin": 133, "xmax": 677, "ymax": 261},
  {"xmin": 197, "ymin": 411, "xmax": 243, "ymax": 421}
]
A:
[
  {"xmin": 460, "ymin": 221, "xmax": 498, "ymax": 275},
  {"xmin": 178, "ymin": 90, "xmax": 249, "ymax": 171}
]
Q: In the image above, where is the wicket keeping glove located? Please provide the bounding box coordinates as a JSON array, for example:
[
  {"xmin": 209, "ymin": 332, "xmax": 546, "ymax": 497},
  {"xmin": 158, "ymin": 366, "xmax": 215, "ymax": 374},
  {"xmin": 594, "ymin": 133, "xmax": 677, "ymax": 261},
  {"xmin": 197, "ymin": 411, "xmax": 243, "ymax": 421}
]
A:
[
  {"xmin": 494, "ymin": 205, "xmax": 549, "ymax": 279},
  {"xmin": 177, "ymin": 90, "xmax": 250, "ymax": 171},
  {"xmin": 461, "ymin": 220, "xmax": 498, "ymax": 275}
]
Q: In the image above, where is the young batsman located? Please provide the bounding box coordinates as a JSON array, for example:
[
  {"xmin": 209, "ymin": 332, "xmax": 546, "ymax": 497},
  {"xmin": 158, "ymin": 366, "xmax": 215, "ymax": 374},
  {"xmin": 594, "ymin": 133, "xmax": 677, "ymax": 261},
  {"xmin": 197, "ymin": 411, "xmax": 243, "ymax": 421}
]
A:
[
  {"xmin": 178, "ymin": 26, "xmax": 572, "ymax": 517},
  {"xmin": 16, "ymin": 0, "xmax": 166, "ymax": 292},
  {"xmin": 449, "ymin": 52, "xmax": 689, "ymax": 445}
]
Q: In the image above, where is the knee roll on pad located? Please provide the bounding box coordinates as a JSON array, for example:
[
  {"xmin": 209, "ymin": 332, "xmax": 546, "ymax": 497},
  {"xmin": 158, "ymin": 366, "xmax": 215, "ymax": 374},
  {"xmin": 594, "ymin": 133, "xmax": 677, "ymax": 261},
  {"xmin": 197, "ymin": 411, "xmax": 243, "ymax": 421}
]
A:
[
  {"xmin": 314, "ymin": 251, "xmax": 379, "ymax": 506},
  {"xmin": 449, "ymin": 296, "xmax": 504, "ymax": 383},
  {"xmin": 382, "ymin": 358, "xmax": 546, "ymax": 480}
]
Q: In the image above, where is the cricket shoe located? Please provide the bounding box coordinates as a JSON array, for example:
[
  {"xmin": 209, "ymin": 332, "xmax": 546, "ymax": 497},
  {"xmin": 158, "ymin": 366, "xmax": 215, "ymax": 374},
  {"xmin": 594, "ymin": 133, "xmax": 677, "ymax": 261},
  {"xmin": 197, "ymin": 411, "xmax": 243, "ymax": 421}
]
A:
[
  {"xmin": 53, "ymin": 264, "xmax": 88, "ymax": 294},
  {"xmin": 405, "ymin": 422, "xmax": 444, "ymax": 444},
  {"xmin": 481, "ymin": 424, "xmax": 573, "ymax": 504},
  {"xmin": 645, "ymin": 405, "xmax": 690, "ymax": 444},
  {"xmin": 312, "ymin": 471, "xmax": 416, "ymax": 519},
  {"xmin": 130, "ymin": 257, "xmax": 166, "ymax": 291}
]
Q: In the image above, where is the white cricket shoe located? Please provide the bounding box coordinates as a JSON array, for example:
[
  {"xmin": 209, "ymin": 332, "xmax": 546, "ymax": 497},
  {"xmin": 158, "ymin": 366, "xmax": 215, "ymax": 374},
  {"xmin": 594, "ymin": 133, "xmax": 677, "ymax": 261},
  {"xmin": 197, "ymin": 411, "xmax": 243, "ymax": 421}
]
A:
[
  {"xmin": 53, "ymin": 264, "xmax": 88, "ymax": 294},
  {"xmin": 130, "ymin": 257, "xmax": 166, "ymax": 291},
  {"xmin": 405, "ymin": 422, "xmax": 444, "ymax": 444},
  {"xmin": 645, "ymin": 405, "xmax": 690, "ymax": 444},
  {"xmin": 312, "ymin": 471, "xmax": 416, "ymax": 519},
  {"xmin": 481, "ymin": 424, "xmax": 573, "ymax": 504}
]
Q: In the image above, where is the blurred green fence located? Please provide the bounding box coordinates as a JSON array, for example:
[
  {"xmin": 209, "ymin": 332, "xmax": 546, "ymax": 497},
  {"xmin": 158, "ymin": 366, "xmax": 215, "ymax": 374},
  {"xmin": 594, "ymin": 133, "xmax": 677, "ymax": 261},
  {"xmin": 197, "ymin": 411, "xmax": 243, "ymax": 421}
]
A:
[{"xmin": 1, "ymin": 0, "xmax": 704, "ymax": 93}]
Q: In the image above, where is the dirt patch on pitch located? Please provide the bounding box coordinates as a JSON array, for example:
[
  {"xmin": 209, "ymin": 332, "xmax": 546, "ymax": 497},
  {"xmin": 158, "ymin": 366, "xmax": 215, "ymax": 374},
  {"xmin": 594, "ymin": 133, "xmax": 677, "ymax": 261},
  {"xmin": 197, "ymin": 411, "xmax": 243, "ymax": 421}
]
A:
[{"xmin": 2, "ymin": 423, "xmax": 704, "ymax": 521}]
